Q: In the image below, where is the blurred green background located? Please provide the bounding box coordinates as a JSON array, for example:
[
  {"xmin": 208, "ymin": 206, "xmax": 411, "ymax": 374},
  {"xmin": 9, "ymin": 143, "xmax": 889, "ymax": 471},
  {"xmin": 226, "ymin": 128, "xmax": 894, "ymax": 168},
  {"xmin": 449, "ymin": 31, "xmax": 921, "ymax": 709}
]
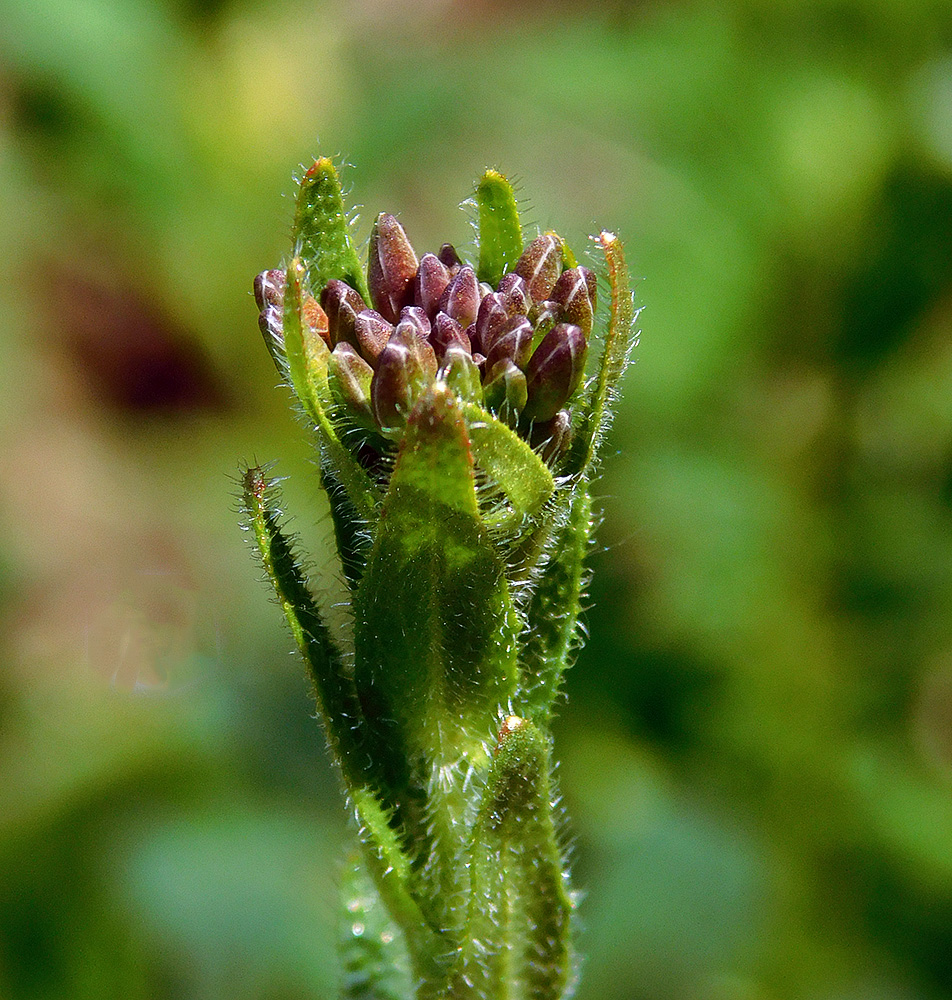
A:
[{"xmin": 3, "ymin": 0, "xmax": 952, "ymax": 997}]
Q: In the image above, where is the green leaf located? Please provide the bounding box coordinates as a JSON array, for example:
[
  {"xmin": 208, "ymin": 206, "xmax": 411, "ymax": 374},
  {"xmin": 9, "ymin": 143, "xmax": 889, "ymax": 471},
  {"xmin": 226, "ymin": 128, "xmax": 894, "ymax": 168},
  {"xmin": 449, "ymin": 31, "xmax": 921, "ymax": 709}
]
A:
[
  {"xmin": 321, "ymin": 463, "xmax": 373, "ymax": 592},
  {"xmin": 293, "ymin": 157, "xmax": 370, "ymax": 303},
  {"xmin": 475, "ymin": 169, "xmax": 523, "ymax": 288},
  {"xmin": 517, "ymin": 482, "xmax": 592, "ymax": 723},
  {"xmin": 461, "ymin": 400, "xmax": 554, "ymax": 525},
  {"xmin": 241, "ymin": 467, "xmax": 365, "ymax": 785},
  {"xmin": 353, "ymin": 384, "xmax": 520, "ymax": 857},
  {"xmin": 283, "ymin": 259, "xmax": 381, "ymax": 522},
  {"xmin": 451, "ymin": 718, "xmax": 574, "ymax": 1000},
  {"xmin": 569, "ymin": 230, "xmax": 638, "ymax": 476},
  {"xmin": 339, "ymin": 852, "xmax": 413, "ymax": 1000}
]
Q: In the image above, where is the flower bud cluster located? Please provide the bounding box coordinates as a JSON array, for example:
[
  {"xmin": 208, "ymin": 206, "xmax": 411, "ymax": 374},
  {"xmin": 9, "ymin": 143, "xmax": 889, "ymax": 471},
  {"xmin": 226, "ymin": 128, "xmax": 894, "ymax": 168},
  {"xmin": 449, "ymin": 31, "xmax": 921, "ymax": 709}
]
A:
[
  {"xmin": 246, "ymin": 161, "xmax": 638, "ymax": 1000},
  {"xmin": 255, "ymin": 214, "xmax": 595, "ymax": 460}
]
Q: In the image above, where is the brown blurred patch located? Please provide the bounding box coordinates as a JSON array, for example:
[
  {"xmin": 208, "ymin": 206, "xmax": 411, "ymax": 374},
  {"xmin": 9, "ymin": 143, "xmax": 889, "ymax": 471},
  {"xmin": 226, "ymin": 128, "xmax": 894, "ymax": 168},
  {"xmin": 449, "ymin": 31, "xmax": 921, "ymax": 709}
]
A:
[{"xmin": 40, "ymin": 262, "xmax": 228, "ymax": 414}]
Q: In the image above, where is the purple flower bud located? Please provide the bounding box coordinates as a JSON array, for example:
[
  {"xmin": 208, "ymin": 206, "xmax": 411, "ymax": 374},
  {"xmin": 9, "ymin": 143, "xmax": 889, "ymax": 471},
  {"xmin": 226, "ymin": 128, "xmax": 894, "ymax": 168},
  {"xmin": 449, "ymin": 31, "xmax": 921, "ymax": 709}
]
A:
[
  {"xmin": 414, "ymin": 253, "xmax": 451, "ymax": 318},
  {"xmin": 370, "ymin": 322, "xmax": 438, "ymax": 433},
  {"xmin": 431, "ymin": 312, "xmax": 471, "ymax": 360},
  {"xmin": 530, "ymin": 407, "xmax": 573, "ymax": 464},
  {"xmin": 438, "ymin": 243, "xmax": 463, "ymax": 273},
  {"xmin": 328, "ymin": 342, "xmax": 375, "ymax": 429},
  {"xmin": 439, "ymin": 344, "xmax": 481, "ymax": 401},
  {"xmin": 482, "ymin": 358, "xmax": 528, "ymax": 427},
  {"xmin": 398, "ymin": 305, "xmax": 432, "ymax": 342},
  {"xmin": 514, "ymin": 234, "xmax": 562, "ymax": 302},
  {"xmin": 354, "ymin": 310, "xmax": 394, "ymax": 368},
  {"xmin": 368, "ymin": 213, "xmax": 419, "ymax": 323},
  {"xmin": 437, "ymin": 265, "xmax": 480, "ymax": 329},
  {"xmin": 496, "ymin": 272, "xmax": 531, "ymax": 317},
  {"xmin": 472, "ymin": 291, "xmax": 509, "ymax": 356},
  {"xmin": 523, "ymin": 323, "xmax": 587, "ymax": 422},
  {"xmin": 320, "ymin": 279, "xmax": 368, "ymax": 348},
  {"xmin": 258, "ymin": 303, "xmax": 286, "ymax": 368},
  {"xmin": 254, "ymin": 269, "xmax": 285, "ymax": 310},
  {"xmin": 302, "ymin": 295, "xmax": 331, "ymax": 347},
  {"xmin": 550, "ymin": 266, "xmax": 596, "ymax": 337},
  {"xmin": 484, "ymin": 315, "xmax": 533, "ymax": 374}
]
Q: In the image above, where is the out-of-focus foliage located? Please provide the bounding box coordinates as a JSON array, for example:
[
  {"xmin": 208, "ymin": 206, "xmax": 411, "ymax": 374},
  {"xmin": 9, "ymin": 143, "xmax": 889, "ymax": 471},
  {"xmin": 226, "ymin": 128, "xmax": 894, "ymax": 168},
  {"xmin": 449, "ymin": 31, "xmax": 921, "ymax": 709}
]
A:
[{"xmin": 2, "ymin": 1, "xmax": 952, "ymax": 998}]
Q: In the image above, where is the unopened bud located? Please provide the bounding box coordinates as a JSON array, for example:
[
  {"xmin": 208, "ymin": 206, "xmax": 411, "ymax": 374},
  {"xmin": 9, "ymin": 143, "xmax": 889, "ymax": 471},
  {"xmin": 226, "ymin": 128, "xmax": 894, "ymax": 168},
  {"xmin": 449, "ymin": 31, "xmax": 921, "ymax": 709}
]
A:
[
  {"xmin": 496, "ymin": 272, "xmax": 531, "ymax": 317},
  {"xmin": 514, "ymin": 234, "xmax": 562, "ymax": 302},
  {"xmin": 302, "ymin": 295, "xmax": 331, "ymax": 347},
  {"xmin": 527, "ymin": 300, "xmax": 560, "ymax": 356},
  {"xmin": 484, "ymin": 315, "xmax": 533, "ymax": 374},
  {"xmin": 530, "ymin": 407, "xmax": 573, "ymax": 464},
  {"xmin": 437, "ymin": 265, "xmax": 480, "ymax": 329},
  {"xmin": 258, "ymin": 303, "xmax": 285, "ymax": 369},
  {"xmin": 483, "ymin": 358, "xmax": 528, "ymax": 427},
  {"xmin": 254, "ymin": 269, "xmax": 285, "ymax": 310},
  {"xmin": 398, "ymin": 305, "xmax": 432, "ymax": 342},
  {"xmin": 370, "ymin": 323, "xmax": 438, "ymax": 433},
  {"xmin": 368, "ymin": 213, "xmax": 419, "ymax": 323},
  {"xmin": 551, "ymin": 266, "xmax": 596, "ymax": 337},
  {"xmin": 414, "ymin": 253, "xmax": 451, "ymax": 318},
  {"xmin": 523, "ymin": 323, "xmax": 587, "ymax": 422},
  {"xmin": 354, "ymin": 310, "xmax": 394, "ymax": 368},
  {"xmin": 439, "ymin": 344, "xmax": 481, "ymax": 402},
  {"xmin": 321, "ymin": 279, "xmax": 368, "ymax": 347},
  {"xmin": 472, "ymin": 292, "xmax": 509, "ymax": 355},
  {"xmin": 431, "ymin": 312, "xmax": 471, "ymax": 360},
  {"xmin": 438, "ymin": 243, "xmax": 463, "ymax": 273},
  {"xmin": 328, "ymin": 342, "xmax": 375, "ymax": 431}
]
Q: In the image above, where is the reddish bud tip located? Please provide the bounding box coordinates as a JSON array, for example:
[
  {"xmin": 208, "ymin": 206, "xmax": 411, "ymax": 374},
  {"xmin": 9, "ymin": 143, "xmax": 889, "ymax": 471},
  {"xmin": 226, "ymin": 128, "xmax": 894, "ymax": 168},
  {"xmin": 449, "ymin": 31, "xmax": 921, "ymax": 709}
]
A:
[
  {"xmin": 514, "ymin": 233, "xmax": 563, "ymax": 302},
  {"xmin": 496, "ymin": 272, "xmax": 532, "ymax": 317},
  {"xmin": 437, "ymin": 265, "xmax": 480, "ymax": 329},
  {"xmin": 551, "ymin": 266, "xmax": 596, "ymax": 337},
  {"xmin": 431, "ymin": 312, "xmax": 471, "ymax": 361},
  {"xmin": 302, "ymin": 295, "xmax": 331, "ymax": 347},
  {"xmin": 370, "ymin": 322, "xmax": 437, "ymax": 432},
  {"xmin": 523, "ymin": 322, "xmax": 587, "ymax": 422},
  {"xmin": 321, "ymin": 279, "xmax": 368, "ymax": 348},
  {"xmin": 254, "ymin": 269, "xmax": 285, "ymax": 310},
  {"xmin": 354, "ymin": 310, "xmax": 394, "ymax": 368},
  {"xmin": 414, "ymin": 253, "xmax": 451, "ymax": 318},
  {"xmin": 398, "ymin": 305, "xmax": 432, "ymax": 342},
  {"xmin": 484, "ymin": 315, "xmax": 533, "ymax": 374},
  {"xmin": 368, "ymin": 213, "xmax": 419, "ymax": 323},
  {"xmin": 472, "ymin": 291, "xmax": 509, "ymax": 356},
  {"xmin": 438, "ymin": 243, "xmax": 463, "ymax": 272}
]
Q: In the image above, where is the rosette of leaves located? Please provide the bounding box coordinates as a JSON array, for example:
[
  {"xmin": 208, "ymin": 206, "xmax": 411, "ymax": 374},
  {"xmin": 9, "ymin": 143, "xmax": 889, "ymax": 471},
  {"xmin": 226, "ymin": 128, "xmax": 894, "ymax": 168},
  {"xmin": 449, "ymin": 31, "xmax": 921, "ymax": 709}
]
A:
[{"xmin": 242, "ymin": 158, "xmax": 638, "ymax": 1000}]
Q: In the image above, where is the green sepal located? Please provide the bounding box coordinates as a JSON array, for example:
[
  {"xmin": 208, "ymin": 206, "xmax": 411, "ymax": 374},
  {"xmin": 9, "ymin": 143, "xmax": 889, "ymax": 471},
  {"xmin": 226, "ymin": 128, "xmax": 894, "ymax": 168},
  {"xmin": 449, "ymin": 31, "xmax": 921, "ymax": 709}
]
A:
[
  {"xmin": 568, "ymin": 231, "xmax": 638, "ymax": 476},
  {"xmin": 451, "ymin": 718, "xmax": 574, "ymax": 1000},
  {"xmin": 282, "ymin": 257, "xmax": 331, "ymax": 426},
  {"xmin": 241, "ymin": 467, "xmax": 365, "ymax": 786},
  {"xmin": 475, "ymin": 169, "xmax": 523, "ymax": 288},
  {"xmin": 561, "ymin": 239, "xmax": 579, "ymax": 270},
  {"xmin": 353, "ymin": 384, "xmax": 520, "ymax": 805},
  {"xmin": 328, "ymin": 350, "xmax": 388, "ymax": 446},
  {"xmin": 339, "ymin": 852, "xmax": 413, "ymax": 1000},
  {"xmin": 293, "ymin": 157, "xmax": 370, "ymax": 303},
  {"xmin": 461, "ymin": 400, "xmax": 554, "ymax": 526},
  {"xmin": 284, "ymin": 259, "xmax": 382, "ymax": 522},
  {"xmin": 320, "ymin": 463, "xmax": 372, "ymax": 592},
  {"xmin": 439, "ymin": 349, "xmax": 482, "ymax": 404},
  {"xmin": 351, "ymin": 787, "xmax": 445, "ymax": 981},
  {"xmin": 517, "ymin": 483, "xmax": 592, "ymax": 723},
  {"xmin": 482, "ymin": 360, "xmax": 527, "ymax": 429}
]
